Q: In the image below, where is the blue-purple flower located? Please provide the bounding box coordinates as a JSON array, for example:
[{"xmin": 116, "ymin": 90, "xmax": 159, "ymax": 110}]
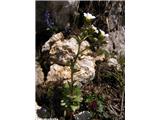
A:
[{"xmin": 44, "ymin": 10, "xmax": 54, "ymax": 29}]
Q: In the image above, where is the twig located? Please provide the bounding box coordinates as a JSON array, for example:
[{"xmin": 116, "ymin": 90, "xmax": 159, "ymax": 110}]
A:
[
  {"xmin": 109, "ymin": 104, "xmax": 118, "ymax": 116},
  {"xmin": 119, "ymin": 89, "xmax": 124, "ymax": 118}
]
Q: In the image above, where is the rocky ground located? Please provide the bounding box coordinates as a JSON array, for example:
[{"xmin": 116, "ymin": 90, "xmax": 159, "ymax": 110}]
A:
[{"xmin": 36, "ymin": 1, "xmax": 125, "ymax": 120}]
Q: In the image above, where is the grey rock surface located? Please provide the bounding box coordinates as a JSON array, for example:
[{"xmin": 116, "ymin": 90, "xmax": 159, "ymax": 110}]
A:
[
  {"xmin": 74, "ymin": 111, "xmax": 91, "ymax": 120},
  {"xmin": 102, "ymin": 26, "xmax": 125, "ymax": 57},
  {"xmin": 36, "ymin": 1, "xmax": 79, "ymax": 32}
]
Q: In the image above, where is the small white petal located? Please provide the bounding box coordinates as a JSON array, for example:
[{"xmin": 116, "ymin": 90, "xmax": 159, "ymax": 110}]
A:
[
  {"xmin": 100, "ymin": 29, "xmax": 106, "ymax": 37},
  {"xmin": 83, "ymin": 12, "xmax": 96, "ymax": 20},
  {"xmin": 83, "ymin": 13, "xmax": 87, "ymax": 17},
  {"xmin": 91, "ymin": 25, "xmax": 98, "ymax": 33}
]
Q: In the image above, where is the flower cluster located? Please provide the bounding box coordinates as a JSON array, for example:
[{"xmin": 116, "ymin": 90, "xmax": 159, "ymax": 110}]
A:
[
  {"xmin": 83, "ymin": 13, "xmax": 109, "ymax": 38},
  {"xmin": 83, "ymin": 12, "xmax": 96, "ymax": 20},
  {"xmin": 91, "ymin": 25, "xmax": 98, "ymax": 33}
]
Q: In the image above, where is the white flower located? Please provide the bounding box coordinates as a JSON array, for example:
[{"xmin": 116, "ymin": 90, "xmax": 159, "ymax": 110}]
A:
[
  {"xmin": 83, "ymin": 12, "xmax": 96, "ymax": 20},
  {"xmin": 91, "ymin": 25, "xmax": 98, "ymax": 33},
  {"xmin": 100, "ymin": 29, "xmax": 106, "ymax": 36},
  {"xmin": 100, "ymin": 29, "xmax": 109, "ymax": 37}
]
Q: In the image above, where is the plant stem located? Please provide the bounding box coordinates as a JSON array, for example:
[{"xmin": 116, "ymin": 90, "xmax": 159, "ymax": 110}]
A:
[{"xmin": 70, "ymin": 40, "xmax": 81, "ymax": 95}]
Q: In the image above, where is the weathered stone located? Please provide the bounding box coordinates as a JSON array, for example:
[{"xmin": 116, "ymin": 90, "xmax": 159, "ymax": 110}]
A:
[
  {"xmin": 46, "ymin": 56, "xmax": 96, "ymax": 85},
  {"xmin": 74, "ymin": 56, "xmax": 95, "ymax": 83},
  {"xmin": 102, "ymin": 27, "xmax": 125, "ymax": 57},
  {"xmin": 44, "ymin": 33, "xmax": 95, "ymax": 85},
  {"xmin": 42, "ymin": 32, "xmax": 64, "ymax": 52},
  {"xmin": 36, "ymin": 62, "xmax": 44, "ymax": 85},
  {"xmin": 49, "ymin": 37, "xmax": 78, "ymax": 65},
  {"xmin": 47, "ymin": 1, "xmax": 79, "ymax": 29},
  {"xmin": 108, "ymin": 58, "xmax": 121, "ymax": 71},
  {"xmin": 36, "ymin": 1, "xmax": 79, "ymax": 33},
  {"xmin": 35, "ymin": 102, "xmax": 58, "ymax": 120},
  {"xmin": 46, "ymin": 64, "xmax": 71, "ymax": 84},
  {"xmin": 74, "ymin": 111, "xmax": 91, "ymax": 120}
]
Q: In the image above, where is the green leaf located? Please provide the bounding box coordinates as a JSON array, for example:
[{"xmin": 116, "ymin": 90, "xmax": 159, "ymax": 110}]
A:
[
  {"xmin": 98, "ymin": 102, "xmax": 104, "ymax": 113},
  {"xmin": 61, "ymin": 102, "xmax": 66, "ymax": 106},
  {"xmin": 73, "ymin": 96, "xmax": 83, "ymax": 103},
  {"xmin": 64, "ymin": 82, "xmax": 69, "ymax": 89},
  {"xmin": 93, "ymin": 37, "xmax": 98, "ymax": 41},
  {"xmin": 71, "ymin": 105, "xmax": 79, "ymax": 112},
  {"xmin": 73, "ymin": 87, "xmax": 81, "ymax": 96},
  {"xmin": 96, "ymin": 48, "xmax": 108, "ymax": 57}
]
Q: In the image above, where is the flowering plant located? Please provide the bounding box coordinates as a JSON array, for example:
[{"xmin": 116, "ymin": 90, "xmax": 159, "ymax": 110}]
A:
[{"xmin": 60, "ymin": 12, "xmax": 109, "ymax": 118}]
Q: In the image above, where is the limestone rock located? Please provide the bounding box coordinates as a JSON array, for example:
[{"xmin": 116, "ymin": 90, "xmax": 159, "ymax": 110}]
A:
[
  {"xmin": 46, "ymin": 64, "xmax": 71, "ymax": 84},
  {"xmin": 49, "ymin": 37, "xmax": 93, "ymax": 65},
  {"xmin": 42, "ymin": 32, "xmax": 64, "ymax": 52},
  {"xmin": 49, "ymin": 37, "xmax": 78, "ymax": 65},
  {"xmin": 74, "ymin": 56, "xmax": 95, "ymax": 83},
  {"xmin": 103, "ymin": 27, "xmax": 125, "ymax": 57},
  {"xmin": 36, "ymin": 62, "xmax": 44, "ymax": 85},
  {"xmin": 44, "ymin": 33, "xmax": 95, "ymax": 85},
  {"xmin": 46, "ymin": 56, "xmax": 96, "ymax": 85},
  {"xmin": 108, "ymin": 58, "xmax": 121, "ymax": 71},
  {"xmin": 108, "ymin": 58, "xmax": 118, "ymax": 67}
]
